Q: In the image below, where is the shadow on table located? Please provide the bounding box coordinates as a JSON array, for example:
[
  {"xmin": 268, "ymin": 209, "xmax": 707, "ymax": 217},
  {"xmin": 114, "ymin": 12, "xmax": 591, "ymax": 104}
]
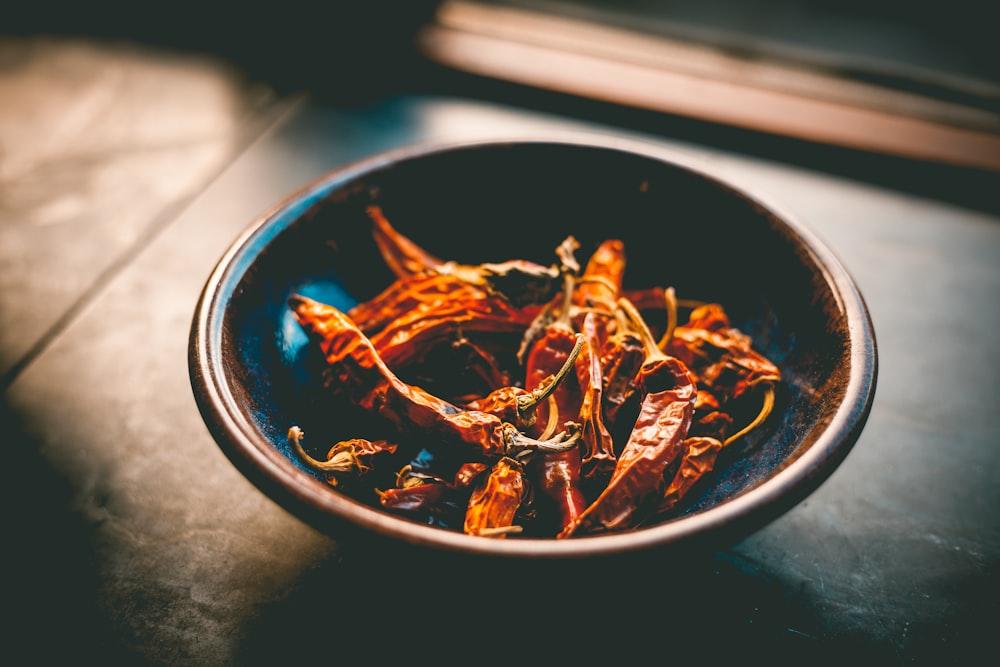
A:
[{"xmin": 233, "ymin": 534, "xmax": 898, "ymax": 664}]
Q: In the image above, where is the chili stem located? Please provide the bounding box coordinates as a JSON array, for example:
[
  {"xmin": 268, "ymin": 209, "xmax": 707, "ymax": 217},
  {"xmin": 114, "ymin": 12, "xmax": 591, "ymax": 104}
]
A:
[
  {"xmin": 288, "ymin": 426, "xmax": 367, "ymax": 474},
  {"xmin": 538, "ymin": 395, "xmax": 560, "ymax": 441},
  {"xmin": 616, "ymin": 296, "xmax": 670, "ymax": 364},
  {"xmin": 656, "ymin": 286, "xmax": 678, "ymax": 350},
  {"xmin": 723, "ymin": 382, "xmax": 776, "ymax": 446},
  {"xmin": 516, "ymin": 333, "xmax": 585, "ymax": 420},
  {"xmin": 478, "ymin": 525, "xmax": 524, "ymax": 537},
  {"xmin": 506, "ymin": 422, "xmax": 583, "ymax": 459}
]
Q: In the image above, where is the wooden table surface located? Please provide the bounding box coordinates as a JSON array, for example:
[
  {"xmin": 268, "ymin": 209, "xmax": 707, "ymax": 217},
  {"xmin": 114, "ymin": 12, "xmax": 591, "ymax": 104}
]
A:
[{"xmin": 2, "ymin": 34, "xmax": 997, "ymax": 665}]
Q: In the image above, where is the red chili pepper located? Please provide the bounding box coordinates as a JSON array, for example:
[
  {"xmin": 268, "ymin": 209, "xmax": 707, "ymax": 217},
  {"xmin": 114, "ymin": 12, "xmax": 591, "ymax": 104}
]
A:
[
  {"xmin": 287, "ymin": 426, "xmax": 398, "ymax": 487},
  {"xmin": 366, "ymin": 205, "xmax": 560, "ymax": 308},
  {"xmin": 464, "ymin": 332, "xmax": 583, "ymax": 431},
  {"xmin": 464, "ymin": 456, "xmax": 528, "ymax": 537},
  {"xmin": 559, "ymin": 298, "xmax": 696, "ymax": 537},
  {"xmin": 648, "ymin": 305, "xmax": 781, "ymax": 516},
  {"xmin": 348, "ymin": 272, "xmax": 536, "ymax": 340},
  {"xmin": 655, "ymin": 379, "xmax": 777, "ymax": 516},
  {"xmin": 573, "ymin": 239, "xmax": 625, "ymax": 306},
  {"xmin": 523, "ymin": 323, "xmax": 588, "ymax": 534},
  {"xmin": 367, "ymin": 205, "xmax": 444, "ymax": 277},
  {"xmin": 664, "ymin": 303, "xmax": 781, "ymax": 402},
  {"xmin": 368, "ymin": 292, "xmax": 535, "ymax": 369},
  {"xmin": 289, "ymin": 294, "xmax": 580, "ymax": 462},
  {"xmin": 509, "ymin": 242, "xmax": 590, "ymax": 534},
  {"xmin": 575, "ymin": 311, "xmax": 616, "ymax": 486},
  {"xmin": 656, "ymin": 436, "xmax": 724, "ymax": 514},
  {"xmin": 378, "ymin": 461, "xmax": 489, "ymax": 528},
  {"xmin": 569, "ymin": 238, "xmax": 627, "ymax": 348}
]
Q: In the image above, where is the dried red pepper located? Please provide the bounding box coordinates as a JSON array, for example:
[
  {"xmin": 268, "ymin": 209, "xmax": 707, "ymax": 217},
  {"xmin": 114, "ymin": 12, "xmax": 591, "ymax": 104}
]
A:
[
  {"xmin": 514, "ymin": 246, "xmax": 589, "ymax": 534},
  {"xmin": 647, "ymin": 301, "xmax": 781, "ymax": 512},
  {"xmin": 575, "ymin": 310, "xmax": 616, "ymax": 486},
  {"xmin": 559, "ymin": 298, "xmax": 696, "ymax": 537},
  {"xmin": 464, "ymin": 457, "xmax": 529, "ymax": 537},
  {"xmin": 378, "ymin": 461, "xmax": 489, "ymax": 528},
  {"xmin": 287, "ymin": 426, "xmax": 398, "ymax": 487},
  {"xmin": 367, "ymin": 205, "xmax": 560, "ymax": 308},
  {"xmin": 664, "ymin": 303, "xmax": 781, "ymax": 403},
  {"xmin": 570, "ymin": 238, "xmax": 625, "ymax": 333},
  {"xmin": 656, "ymin": 436, "xmax": 724, "ymax": 513},
  {"xmin": 289, "ymin": 294, "xmax": 580, "ymax": 463},
  {"xmin": 523, "ymin": 314, "xmax": 588, "ymax": 532}
]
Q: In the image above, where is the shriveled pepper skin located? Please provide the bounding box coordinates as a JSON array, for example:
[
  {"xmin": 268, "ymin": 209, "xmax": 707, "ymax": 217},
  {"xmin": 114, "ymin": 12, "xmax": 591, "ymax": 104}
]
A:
[
  {"xmin": 599, "ymin": 330, "xmax": 645, "ymax": 428},
  {"xmin": 380, "ymin": 460, "xmax": 488, "ymax": 528},
  {"xmin": 575, "ymin": 312, "xmax": 616, "ymax": 486},
  {"xmin": 290, "ymin": 294, "xmax": 509, "ymax": 459},
  {"xmin": 524, "ymin": 324, "xmax": 588, "ymax": 534},
  {"xmin": 560, "ymin": 356, "xmax": 696, "ymax": 536},
  {"xmin": 664, "ymin": 304, "xmax": 781, "ymax": 402},
  {"xmin": 367, "ymin": 205, "xmax": 443, "ymax": 277},
  {"xmin": 657, "ymin": 436, "xmax": 724, "ymax": 513},
  {"xmin": 571, "ymin": 238, "xmax": 626, "ymax": 346},
  {"xmin": 464, "ymin": 457, "xmax": 527, "ymax": 537},
  {"xmin": 349, "ymin": 272, "xmax": 536, "ymax": 352},
  {"xmin": 366, "ymin": 204, "xmax": 560, "ymax": 308}
]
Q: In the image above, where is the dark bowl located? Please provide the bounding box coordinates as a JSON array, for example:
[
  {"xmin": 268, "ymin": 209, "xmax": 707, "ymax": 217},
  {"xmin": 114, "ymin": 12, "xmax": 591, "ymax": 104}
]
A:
[{"xmin": 189, "ymin": 135, "xmax": 877, "ymax": 560}]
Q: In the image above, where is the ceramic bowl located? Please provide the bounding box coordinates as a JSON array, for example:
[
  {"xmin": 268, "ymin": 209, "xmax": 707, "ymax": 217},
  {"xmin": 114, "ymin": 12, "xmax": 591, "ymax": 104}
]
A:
[{"xmin": 189, "ymin": 136, "xmax": 877, "ymax": 560}]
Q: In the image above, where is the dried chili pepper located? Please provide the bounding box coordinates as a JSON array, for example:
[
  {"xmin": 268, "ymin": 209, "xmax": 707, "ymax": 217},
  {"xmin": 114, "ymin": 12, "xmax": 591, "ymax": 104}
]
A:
[
  {"xmin": 367, "ymin": 287, "xmax": 535, "ymax": 370},
  {"xmin": 567, "ymin": 240, "xmax": 644, "ymax": 433},
  {"xmin": 464, "ymin": 456, "xmax": 528, "ymax": 537},
  {"xmin": 514, "ymin": 242, "xmax": 592, "ymax": 534},
  {"xmin": 559, "ymin": 297, "xmax": 696, "ymax": 537},
  {"xmin": 656, "ymin": 378, "xmax": 777, "ymax": 513},
  {"xmin": 576, "ymin": 310, "xmax": 616, "ymax": 487},
  {"xmin": 523, "ymin": 315, "xmax": 588, "ymax": 533},
  {"xmin": 378, "ymin": 461, "xmax": 489, "ymax": 528},
  {"xmin": 289, "ymin": 294, "xmax": 580, "ymax": 463},
  {"xmin": 367, "ymin": 205, "xmax": 560, "ymax": 308},
  {"xmin": 656, "ymin": 436, "xmax": 724, "ymax": 513},
  {"xmin": 346, "ymin": 272, "xmax": 474, "ymax": 335},
  {"xmin": 570, "ymin": 238, "xmax": 626, "ymax": 344},
  {"xmin": 597, "ymin": 307, "xmax": 646, "ymax": 429},
  {"xmin": 663, "ymin": 303, "xmax": 781, "ymax": 403},
  {"xmin": 367, "ymin": 205, "xmax": 444, "ymax": 277},
  {"xmin": 642, "ymin": 301, "xmax": 781, "ymax": 514},
  {"xmin": 288, "ymin": 426, "xmax": 398, "ymax": 487}
]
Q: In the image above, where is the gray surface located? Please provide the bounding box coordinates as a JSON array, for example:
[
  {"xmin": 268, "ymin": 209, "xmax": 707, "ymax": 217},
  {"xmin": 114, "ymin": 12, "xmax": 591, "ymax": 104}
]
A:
[{"xmin": 3, "ymin": 37, "xmax": 997, "ymax": 665}]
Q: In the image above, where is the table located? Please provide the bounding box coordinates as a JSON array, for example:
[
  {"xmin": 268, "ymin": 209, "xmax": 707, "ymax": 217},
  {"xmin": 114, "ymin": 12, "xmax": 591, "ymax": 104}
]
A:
[{"xmin": 3, "ymin": 35, "xmax": 997, "ymax": 665}]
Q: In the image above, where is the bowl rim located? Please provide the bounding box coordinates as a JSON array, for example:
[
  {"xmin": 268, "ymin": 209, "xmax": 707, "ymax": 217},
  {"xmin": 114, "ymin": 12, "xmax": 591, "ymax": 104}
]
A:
[{"xmin": 189, "ymin": 132, "xmax": 878, "ymax": 559}]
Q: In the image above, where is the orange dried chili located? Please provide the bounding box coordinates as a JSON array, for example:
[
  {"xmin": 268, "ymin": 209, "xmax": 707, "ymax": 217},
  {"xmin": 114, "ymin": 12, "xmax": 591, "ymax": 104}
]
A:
[
  {"xmin": 463, "ymin": 457, "xmax": 528, "ymax": 537},
  {"xmin": 559, "ymin": 299, "xmax": 697, "ymax": 537},
  {"xmin": 288, "ymin": 294, "xmax": 580, "ymax": 462}
]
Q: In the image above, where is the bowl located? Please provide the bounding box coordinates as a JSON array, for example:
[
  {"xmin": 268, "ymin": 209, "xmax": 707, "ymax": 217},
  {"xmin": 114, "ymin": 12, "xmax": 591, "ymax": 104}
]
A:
[{"xmin": 189, "ymin": 135, "xmax": 877, "ymax": 561}]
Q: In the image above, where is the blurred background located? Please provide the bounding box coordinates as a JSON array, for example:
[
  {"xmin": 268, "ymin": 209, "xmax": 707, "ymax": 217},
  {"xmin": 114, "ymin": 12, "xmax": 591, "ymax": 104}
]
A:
[{"xmin": 7, "ymin": 0, "xmax": 998, "ymax": 207}]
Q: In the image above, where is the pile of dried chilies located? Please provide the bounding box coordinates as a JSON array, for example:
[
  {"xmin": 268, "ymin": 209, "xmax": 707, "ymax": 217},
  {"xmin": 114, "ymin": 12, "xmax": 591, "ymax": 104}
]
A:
[{"xmin": 287, "ymin": 206, "xmax": 781, "ymax": 538}]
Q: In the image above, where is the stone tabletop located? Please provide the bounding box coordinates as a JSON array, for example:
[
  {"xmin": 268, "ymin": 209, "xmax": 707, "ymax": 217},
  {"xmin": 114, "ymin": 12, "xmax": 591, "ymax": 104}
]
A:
[{"xmin": 3, "ymin": 35, "xmax": 998, "ymax": 665}]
